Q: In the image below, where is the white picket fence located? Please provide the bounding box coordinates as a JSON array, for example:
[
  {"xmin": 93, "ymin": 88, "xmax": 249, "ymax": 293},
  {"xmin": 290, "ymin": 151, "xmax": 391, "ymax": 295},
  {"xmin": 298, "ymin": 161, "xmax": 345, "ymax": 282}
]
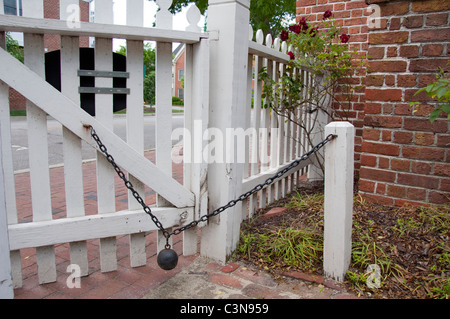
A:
[
  {"xmin": 0, "ymin": 0, "xmax": 354, "ymax": 298},
  {"xmin": 241, "ymin": 27, "xmax": 323, "ymax": 220}
]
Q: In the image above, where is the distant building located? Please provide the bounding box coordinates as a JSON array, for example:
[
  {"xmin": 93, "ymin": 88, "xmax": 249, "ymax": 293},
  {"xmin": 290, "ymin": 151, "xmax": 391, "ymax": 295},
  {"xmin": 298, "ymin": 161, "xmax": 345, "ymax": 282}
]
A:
[
  {"xmin": 172, "ymin": 43, "xmax": 185, "ymax": 101},
  {"xmin": 3, "ymin": 0, "xmax": 90, "ymax": 51}
]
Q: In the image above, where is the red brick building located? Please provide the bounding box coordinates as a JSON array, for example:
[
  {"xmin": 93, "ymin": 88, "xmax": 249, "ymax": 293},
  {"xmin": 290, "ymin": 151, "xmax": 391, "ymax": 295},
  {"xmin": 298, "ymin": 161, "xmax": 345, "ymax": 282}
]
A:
[
  {"xmin": 172, "ymin": 43, "xmax": 185, "ymax": 100},
  {"xmin": 43, "ymin": 0, "xmax": 90, "ymax": 51},
  {"xmin": 296, "ymin": 0, "xmax": 449, "ymax": 206}
]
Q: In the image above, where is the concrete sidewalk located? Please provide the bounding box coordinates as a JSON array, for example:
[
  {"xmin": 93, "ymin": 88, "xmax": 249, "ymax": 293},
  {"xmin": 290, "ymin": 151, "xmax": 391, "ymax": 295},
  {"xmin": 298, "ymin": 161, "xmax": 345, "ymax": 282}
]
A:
[{"xmin": 142, "ymin": 256, "xmax": 359, "ymax": 300}]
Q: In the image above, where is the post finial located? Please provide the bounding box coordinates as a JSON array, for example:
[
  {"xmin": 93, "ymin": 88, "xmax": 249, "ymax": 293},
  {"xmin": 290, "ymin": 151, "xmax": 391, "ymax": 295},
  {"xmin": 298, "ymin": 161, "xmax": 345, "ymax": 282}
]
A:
[
  {"xmin": 156, "ymin": 0, "xmax": 173, "ymax": 29},
  {"xmin": 186, "ymin": 4, "xmax": 201, "ymax": 32}
]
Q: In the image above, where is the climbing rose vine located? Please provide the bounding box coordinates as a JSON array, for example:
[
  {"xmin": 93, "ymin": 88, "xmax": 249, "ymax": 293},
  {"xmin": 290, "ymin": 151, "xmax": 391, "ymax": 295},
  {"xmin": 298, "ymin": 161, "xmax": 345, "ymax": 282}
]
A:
[
  {"xmin": 260, "ymin": 10, "xmax": 357, "ymax": 112},
  {"xmin": 277, "ymin": 11, "xmax": 351, "ymax": 71},
  {"xmin": 259, "ymin": 11, "xmax": 362, "ymax": 174}
]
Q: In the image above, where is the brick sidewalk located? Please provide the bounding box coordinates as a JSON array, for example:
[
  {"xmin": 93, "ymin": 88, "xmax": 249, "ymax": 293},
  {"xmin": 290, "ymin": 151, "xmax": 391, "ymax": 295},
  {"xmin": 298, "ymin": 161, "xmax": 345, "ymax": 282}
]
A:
[
  {"xmin": 11, "ymin": 149, "xmax": 359, "ymax": 299},
  {"xmin": 13, "ymin": 149, "xmax": 190, "ymax": 299}
]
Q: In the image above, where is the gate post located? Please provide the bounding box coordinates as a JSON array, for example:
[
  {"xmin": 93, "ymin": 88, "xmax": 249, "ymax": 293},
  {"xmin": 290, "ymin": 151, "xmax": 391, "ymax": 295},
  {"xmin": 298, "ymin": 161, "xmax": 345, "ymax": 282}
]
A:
[
  {"xmin": 323, "ymin": 122, "xmax": 354, "ymax": 282},
  {"xmin": 200, "ymin": 0, "xmax": 250, "ymax": 263}
]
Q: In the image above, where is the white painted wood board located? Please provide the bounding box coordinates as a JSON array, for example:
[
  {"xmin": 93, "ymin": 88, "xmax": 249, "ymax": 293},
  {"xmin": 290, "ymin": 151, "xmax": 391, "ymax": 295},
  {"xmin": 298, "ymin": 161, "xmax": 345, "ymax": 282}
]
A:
[
  {"xmin": 0, "ymin": 15, "xmax": 203, "ymax": 43},
  {"xmin": 9, "ymin": 207, "xmax": 194, "ymax": 251}
]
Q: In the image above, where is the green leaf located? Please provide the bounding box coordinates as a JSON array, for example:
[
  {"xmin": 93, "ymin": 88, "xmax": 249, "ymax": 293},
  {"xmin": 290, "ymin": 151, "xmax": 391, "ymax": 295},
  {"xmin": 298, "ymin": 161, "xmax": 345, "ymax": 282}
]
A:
[
  {"xmin": 444, "ymin": 90, "xmax": 450, "ymax": 100},
  {"xmin": 436, "ymin": 86, "xmax": 448, "ymax": 100},
  {"xmin": 429, "ymin": 108, "xmax": 441, "ymax": 123},
  {"xmin": 414, "ymin": 87, "xmax": 426, "ymax": 96},
  {"xmin": 441, "ymin": 104, "xmax": 450, "ymax": 113}
]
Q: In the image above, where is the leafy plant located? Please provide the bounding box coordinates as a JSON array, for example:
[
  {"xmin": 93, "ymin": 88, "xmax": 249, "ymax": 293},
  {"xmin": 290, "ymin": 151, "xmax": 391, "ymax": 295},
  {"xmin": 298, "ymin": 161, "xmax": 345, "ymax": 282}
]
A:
[
  {"xmin": 6, "ymin": 32, "xmax": 24, "ymax": 63},
  {"xmin": 167, "ymin": 0, "xmax": 296, "ymax": 36},
  {"xmin": 260, "ymin": 11, "xmax": 362, "ymax": 174},
  {"xmin": 409, "ymin": 65, "xmax": 450, "ymax": 123},
  {"xmin": 116, "ymin": 43, "xmax": 156, "ymax": 104}
]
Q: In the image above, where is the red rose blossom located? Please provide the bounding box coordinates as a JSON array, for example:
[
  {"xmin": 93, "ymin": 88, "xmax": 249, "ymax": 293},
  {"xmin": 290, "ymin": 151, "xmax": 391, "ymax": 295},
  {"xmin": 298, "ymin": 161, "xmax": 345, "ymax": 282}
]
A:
[
  {"xmin": 299, "ymin": 17, "xmax": 309, "ymax": 33},
  {"xmin": 280, "ymin": 30, "xmax": 289, "ymax": 42},
  {"xmin": 323, "ymin": 10, "xmax": 332, "ymax": 20},
  {"xmin": 340, "ymin": 33, "xmax": 350, "ymax": 43},
  {"xmin": 289, "ymin": 23, "xmax": 301, "ymax": 34},
  {"xmin": 288, "ymin": 51, "xmax": 295, "ymax": 60}
]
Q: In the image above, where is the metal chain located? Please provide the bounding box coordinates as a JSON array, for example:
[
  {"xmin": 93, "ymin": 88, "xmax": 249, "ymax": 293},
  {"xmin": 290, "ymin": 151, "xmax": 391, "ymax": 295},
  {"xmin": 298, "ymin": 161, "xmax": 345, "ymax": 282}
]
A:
[{"xmin": 89, "ymin": 125, "xmax": 336, "ymax": 248}]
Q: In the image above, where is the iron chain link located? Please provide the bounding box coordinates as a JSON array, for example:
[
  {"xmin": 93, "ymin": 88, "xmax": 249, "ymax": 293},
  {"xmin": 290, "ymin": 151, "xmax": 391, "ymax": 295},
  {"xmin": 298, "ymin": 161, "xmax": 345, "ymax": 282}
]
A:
[{"xmin": 89, "ymin": 126, "xmax": 336, "ymax": 246}]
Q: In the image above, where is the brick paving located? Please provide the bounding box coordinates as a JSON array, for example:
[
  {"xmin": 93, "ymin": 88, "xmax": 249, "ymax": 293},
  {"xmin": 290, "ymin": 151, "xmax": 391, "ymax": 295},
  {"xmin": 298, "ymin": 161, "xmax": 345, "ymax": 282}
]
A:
[{"xmin": 11, "ymin": 148, "xmax": 359, "ymax": 299}]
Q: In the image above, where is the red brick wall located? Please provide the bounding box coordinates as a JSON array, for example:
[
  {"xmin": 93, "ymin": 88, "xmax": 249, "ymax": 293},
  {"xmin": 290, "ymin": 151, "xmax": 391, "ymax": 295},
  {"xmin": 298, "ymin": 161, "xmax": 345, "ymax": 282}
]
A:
[
  {"xmin": 296, "ymin": 0, "xmax": 370, "ymax": 175},
  {"xmin": 360, "ymin": 0, "xmax": 450, "ymax": 206},
  {"xmin": 297, "ymin": 0, "xmax": 450, "ymax": 206},
  {"xmin": 44, "ymin": 0, "xmax": 90, "ymax": 52}
]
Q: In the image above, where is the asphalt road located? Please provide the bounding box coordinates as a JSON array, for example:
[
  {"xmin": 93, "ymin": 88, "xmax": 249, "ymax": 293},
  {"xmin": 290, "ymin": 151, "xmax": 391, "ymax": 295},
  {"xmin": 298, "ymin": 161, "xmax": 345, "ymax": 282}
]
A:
[{"xmin": 10, "ymin": 114, "xmax": 185, "ymax": 172}]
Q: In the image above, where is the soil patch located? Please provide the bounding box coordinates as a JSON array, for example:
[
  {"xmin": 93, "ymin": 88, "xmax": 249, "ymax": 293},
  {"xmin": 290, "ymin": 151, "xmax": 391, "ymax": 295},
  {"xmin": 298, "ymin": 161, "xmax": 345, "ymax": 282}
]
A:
[{"xmin": 234, "ymin": 183, "xmax": 449, "ymax": 299}]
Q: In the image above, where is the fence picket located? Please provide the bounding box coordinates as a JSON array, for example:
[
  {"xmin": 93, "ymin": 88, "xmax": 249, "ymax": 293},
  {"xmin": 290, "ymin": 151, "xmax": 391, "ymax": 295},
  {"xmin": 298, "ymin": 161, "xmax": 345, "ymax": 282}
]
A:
[
  {"xmin": 266, "ymin": 54, "xmax": 277, "ymax": 203},
  {"xmin": 0, "ymin": 102, "xmax": 13, "ymax": 298},
  {"xmin": 241, "ymin": 51, "xmax": 253, "ymax": 221},
  {"xmin": 61, "ymin": 34, "xmax": 89, "ymax": 276},
  {"xmin": 126, "ymin": 0, "xmax": 147, "ymax": 268},
  {"xmin": 0, "ymin": 31, "xmax": 21, "ymax": 288},
  {"xmin": 59, "ymin": 0, "xmax": 88, "ymax": 277},
  {"xmin": 249, "ymin": 53, "xmax": 262, "ymax": 217},
  {"xmin": 94, "ymin": 0, "xmax": 117, "ymax": 273},
  {"xmin": 23, "ymin": 0, "xmax": 57, "ymax": 285}
]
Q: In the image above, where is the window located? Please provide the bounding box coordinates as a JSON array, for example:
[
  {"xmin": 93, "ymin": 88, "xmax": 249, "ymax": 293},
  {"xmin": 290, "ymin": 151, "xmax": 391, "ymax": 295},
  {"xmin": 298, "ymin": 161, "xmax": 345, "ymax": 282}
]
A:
[
  {"xmin": 178, "ymin": 69, "xmax": 184, "ymax": 81},
  {"xmin": 178, "ymin": 89, "xmax": 184, "ymax": 100},
  {"xmin": 4, "ymin": 0, "xmax": 22, "ymax": 16}
]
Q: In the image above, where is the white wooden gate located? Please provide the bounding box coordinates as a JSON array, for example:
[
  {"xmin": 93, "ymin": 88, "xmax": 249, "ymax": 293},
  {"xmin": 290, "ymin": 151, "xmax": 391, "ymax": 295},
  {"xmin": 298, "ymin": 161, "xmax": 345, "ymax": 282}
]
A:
[
  {"xmin": 0, "ymin": 0, "xmax": 329, "ymax": 295},
  {"xmin": 0, "ymin": 0, "xmax": 209, "ymax": 289}
]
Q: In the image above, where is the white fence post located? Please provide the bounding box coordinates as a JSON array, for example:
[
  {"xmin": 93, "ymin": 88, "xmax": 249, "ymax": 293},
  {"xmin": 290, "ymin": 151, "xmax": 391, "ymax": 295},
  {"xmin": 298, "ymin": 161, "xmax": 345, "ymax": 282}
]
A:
[
  {"xmin": 200, "ymin": 0, "xmax": 250, "ymax": 263},
  {"xmin": 323, "ymin": 121, "xmax": 354, "ymax": 282}
]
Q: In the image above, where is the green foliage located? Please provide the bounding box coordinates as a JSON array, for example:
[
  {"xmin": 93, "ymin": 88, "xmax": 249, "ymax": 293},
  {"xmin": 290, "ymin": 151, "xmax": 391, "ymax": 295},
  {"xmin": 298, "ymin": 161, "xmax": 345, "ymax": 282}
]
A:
[
  {"xmin": 409, "ymin": 65, "xmax": 450, "ymax": 123},
  {"xmin": 6, "ymin": 32, "xmax": 24, "ymax": 63},
  {"xmin": 238, "ymin": 227, "xmax": 323, "ymax": 271},
  {"xmin": 168, "ymin": 0, "xmax": 209, "ymax": 15},
  {"xmin": 166, "ymin": 0, "xmax": 295, "ymax": 36},
  {"xmin": 260, "ymin": 14, "xmax": 357, "ymax": 116},
  {"xmin": 116, "ymin": 42, "xmax": 156, "ymax": 104},
  {"xmin": 172, "ymin": 96, "xmax": 184, "ymax": 106},
  {"xmin": 249, "ymin": 0, "xmax": 296, "ymax": 36}
]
